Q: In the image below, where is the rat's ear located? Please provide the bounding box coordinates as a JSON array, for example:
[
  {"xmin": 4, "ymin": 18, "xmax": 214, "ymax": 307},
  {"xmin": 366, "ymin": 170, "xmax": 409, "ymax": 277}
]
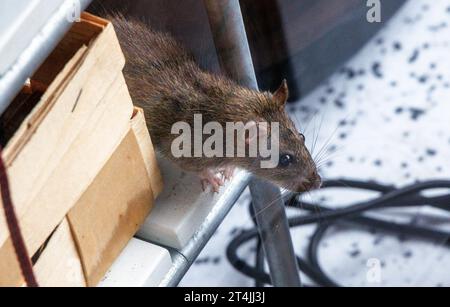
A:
[{"xmin": 273, "ymin": 79, "xmax": 289, "ymax": 107}]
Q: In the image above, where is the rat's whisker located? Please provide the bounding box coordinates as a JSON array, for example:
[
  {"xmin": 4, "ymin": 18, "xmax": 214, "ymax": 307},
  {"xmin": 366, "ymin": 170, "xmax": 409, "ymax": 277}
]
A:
[
  {"xmin": 292, "ymin": 112, "xmax": 305, "ymax": 135},
  {"xmin": 314, "ymin": 141, "xmax": 337, "ymax": 162},
  {"xmin": 291, "ymin": 193, "xmax": 304, "ymax": 211},
  {"xmin": 313, "ymin": 112, "xmax": 353, "ymax": 162},
  {"xmin": 315, "ymin": 159, "xmax": 337, "ymax": 171},
  {"xmin": 315, "ymin": 149, "xmax": 345, "ymax": 169},
  {"xmin": 311, "ymin": 112, "xmax": 326, "ymax": 157},
  {"xmin": 313, "ymin": 125, "xmax": 341, "ymax": 163},
  {"xmin": 315, "ymin": 148, "xmax": 332, "ymax": 167},
  {"xmin": 251, "ymin": 189, "xmax": 292, "ymax": 219},
  {"xmin": 311, "ymin": 113, "xmax": 322, "ymax": 156},
  {"xmin": 301, "ymin": 110, "xmax": 318, "ymax": 139},
  {"xmin": 328, "ymin": 178, "xmax": 355, "ymax": 190},
  {"xmin": 306, "ymin": 190, "xmax": 325, "ymax": 223}
]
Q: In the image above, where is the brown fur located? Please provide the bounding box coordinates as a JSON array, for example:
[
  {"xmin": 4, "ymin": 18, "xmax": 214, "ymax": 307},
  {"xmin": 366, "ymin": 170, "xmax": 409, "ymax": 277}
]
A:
[{"xmin": 110, "ymin": 14, "xmax": 320, "ymax": 192}]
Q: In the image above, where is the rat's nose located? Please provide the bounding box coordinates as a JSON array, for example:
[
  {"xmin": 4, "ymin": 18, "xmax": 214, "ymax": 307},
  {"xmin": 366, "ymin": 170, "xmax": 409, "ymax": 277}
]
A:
[
  {"xmin": 299, "ymin": 170, "xmax": 322, "ymax": 192},
  {"xmin": 312, "ymin": 173, "xmax": 322, "ymax": 189},
  {"xmin": 310, "ymin": 169, "xmax": 319, "ymax": 180}
]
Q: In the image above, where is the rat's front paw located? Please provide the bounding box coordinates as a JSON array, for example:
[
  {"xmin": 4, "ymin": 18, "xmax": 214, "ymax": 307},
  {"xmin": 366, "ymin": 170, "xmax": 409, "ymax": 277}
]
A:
[
  {"xmin": 200, "ymin": 169, "xmax": 225, "ymax": 193},
  {"xmin": 219, "ymin": 166, "xmax": 235, "ymax": 181}
]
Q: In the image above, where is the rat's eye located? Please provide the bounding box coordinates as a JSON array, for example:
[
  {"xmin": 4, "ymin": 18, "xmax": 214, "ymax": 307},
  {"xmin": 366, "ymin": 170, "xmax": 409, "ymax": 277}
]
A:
[{"xmin": 279, "ymin": 154, "xmax": 294, "ymax": 167}]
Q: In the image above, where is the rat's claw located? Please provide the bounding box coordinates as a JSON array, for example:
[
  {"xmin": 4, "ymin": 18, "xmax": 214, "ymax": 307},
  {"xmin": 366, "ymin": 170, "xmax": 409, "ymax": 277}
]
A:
[
  {"xmin": 200, "ymin": 169, "xmax": 224, "ymax": 193},
  {"xmin": 219, "ymin": 166, "xmax": 235, "ymax": 181}
]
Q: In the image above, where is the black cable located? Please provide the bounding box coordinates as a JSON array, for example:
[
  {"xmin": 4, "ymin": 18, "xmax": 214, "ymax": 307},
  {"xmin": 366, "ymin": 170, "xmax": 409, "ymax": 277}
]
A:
[{"xmin": 226, "ymin": 179, "xmax": 450, "ymax": 287}]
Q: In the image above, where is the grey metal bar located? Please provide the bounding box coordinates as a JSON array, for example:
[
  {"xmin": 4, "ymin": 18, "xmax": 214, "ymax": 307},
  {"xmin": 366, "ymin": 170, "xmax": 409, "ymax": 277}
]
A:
[
  {"xmin": 204, "ymin": 0, "xmax": 301, "ymax": 287},
  {"xmin": 203, "ymin": 0, "xmax": 258, "ymax": 88},
  {"xmin": 248, "ymin": 180, "xmax": 302, "ymax": 286},
  {"xmin": 156, "ymin": 170, "xmax": 251, "ymax": 287},
  {"xmin": 0, "ymin": 0, "xmax": 93, "ymax": 115},
  {"xmin": 157, "ymin": 248, "xmax": 190, "ymax": 287}
]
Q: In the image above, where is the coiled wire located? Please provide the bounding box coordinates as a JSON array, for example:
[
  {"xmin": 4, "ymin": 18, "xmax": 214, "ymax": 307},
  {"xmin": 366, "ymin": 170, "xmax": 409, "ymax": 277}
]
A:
[{"xmin": 226, "ymin": 180, "xmax": 450, "ymax": 287}]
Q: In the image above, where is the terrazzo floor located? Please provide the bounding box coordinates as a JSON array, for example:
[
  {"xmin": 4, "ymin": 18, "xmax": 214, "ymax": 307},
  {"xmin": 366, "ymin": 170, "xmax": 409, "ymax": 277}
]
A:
[{"xmin": 180, "ymin": 0, "xmax": 450, "ymax": 287}]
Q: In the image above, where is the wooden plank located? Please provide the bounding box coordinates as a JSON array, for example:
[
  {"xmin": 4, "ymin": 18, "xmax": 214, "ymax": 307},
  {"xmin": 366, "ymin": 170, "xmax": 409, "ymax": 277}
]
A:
[
  {"xmin": 0, "ymin": 238, "xmax": 22, "ymax": 286},
  {"xmin": 67, "ymin": 124, "xmax": 154, "ymax": 286},
  {"xmin": 0, "ymin": 16, "xmax": 125, "ymax": 257},
  {"xmin": 0, "ymin": 39, "xmax": 88, "ymax": 289},
  {"xmin": 32, "ymin": 12, "xmax": 107, "ymax": 86},
  {"xmin": 33, "ymin": 219, "xmax": 86, "ymax": 287},
  {"xmin": 0, "ymin": 74, "xmax": 133, "ymax": 286},
  {"xmin": 131, "ymin": 108, "xmax": 163, "ymax": 198}
]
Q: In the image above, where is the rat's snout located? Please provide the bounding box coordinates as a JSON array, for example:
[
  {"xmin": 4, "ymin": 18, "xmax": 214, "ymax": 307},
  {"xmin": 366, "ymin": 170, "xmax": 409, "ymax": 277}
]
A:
[{"xmin": 298, "ymin": 169, "xmax": 322, "ymax": 192}]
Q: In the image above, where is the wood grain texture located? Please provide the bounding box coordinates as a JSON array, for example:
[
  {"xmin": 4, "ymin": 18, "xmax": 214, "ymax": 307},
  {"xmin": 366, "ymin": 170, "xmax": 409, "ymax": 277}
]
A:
[
  {"xmin": 0, "ymin": 14, "xmax": 125, "ymax": 255},
  {"xmin": 131, "ymin": 108, "xmax": 163, "ymax": 197},
  {"xmin": 0, "ymin": 72, "xmax": 133, "ymax": 285},
  {"xmin": 0, "ymin": 12, "xmax": 162, "ymax": 287},
  {"xmin": 68, "ymin": 124, "xmax": 154, "ymax": 286},
  {"xmin": 33, "ymin": 219, "xmax": 86, "ymax": 287}
]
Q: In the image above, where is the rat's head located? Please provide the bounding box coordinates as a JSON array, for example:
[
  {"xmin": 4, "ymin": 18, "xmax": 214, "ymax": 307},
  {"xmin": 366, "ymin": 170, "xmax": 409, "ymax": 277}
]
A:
[{"xmin": 241, "ymin": 80, "xmax": 321, "ymax": 193}]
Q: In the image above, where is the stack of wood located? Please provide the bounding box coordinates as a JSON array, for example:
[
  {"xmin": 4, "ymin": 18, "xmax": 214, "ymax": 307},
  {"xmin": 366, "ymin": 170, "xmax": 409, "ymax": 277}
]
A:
[{"xmin": 0, "ymin": 13, "xmax": 163, "ymax": 287}]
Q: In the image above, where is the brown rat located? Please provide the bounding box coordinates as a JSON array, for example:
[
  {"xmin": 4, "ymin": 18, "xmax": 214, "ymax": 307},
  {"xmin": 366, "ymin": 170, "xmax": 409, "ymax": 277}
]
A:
[{"xmin": 109, "ymin": 14, "xmax": 321, "ymax": 193}]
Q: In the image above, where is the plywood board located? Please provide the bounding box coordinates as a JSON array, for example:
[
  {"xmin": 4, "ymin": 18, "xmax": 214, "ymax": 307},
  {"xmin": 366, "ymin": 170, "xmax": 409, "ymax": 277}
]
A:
[
  {"xmin": 131, "ymin": 108, "xmax": 163, "ymax": 197},
  {"xmin": 0, "ymin": 74, "xmax": 133, "ymax": 286},
  {"xmin": 33, "ymin": 219, "xmax": 86, "ymax": 287},
  {"xmin": 68, "ymin": 126, "xmax": 154, "ymax": 286},
  {"xmin": 0, "ymin": 15, "xmax": 125, "ymax": 261}
]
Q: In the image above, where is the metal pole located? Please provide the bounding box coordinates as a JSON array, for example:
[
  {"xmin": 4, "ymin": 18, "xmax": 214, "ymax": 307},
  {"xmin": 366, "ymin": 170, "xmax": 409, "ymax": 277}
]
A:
[{"xmin": 204, "ymin": 0, "xmax": 301, "ymax": 287}]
